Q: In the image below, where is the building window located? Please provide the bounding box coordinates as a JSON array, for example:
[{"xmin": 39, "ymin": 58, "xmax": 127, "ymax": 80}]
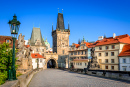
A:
[
  {"xmin": 74, "ymin": 52, "xmax": 77, "ymax": 55},
  {"xmin": 85, "ymin": 51, "xmax": 87, "ymax": 54},
  {"xmin": 40, "ymin": 59, "xmax": 42, "ymax": 63},
  {"xmin": 105, "ymin": 59, "xmax": 108, "ymax": 63},
  {"xmin": 112, "ymin": 45, "xmax": 115, "ymax": 49},
  {"xmin": 71, "ymin": 52, "xmax": 73, "ymax": 55},
  {"xmin": 99, "ymin": 59, "xmax": 102, "ymax": 63},
  {"xmin": 85, "ymin": 63, "xmax": 87, "ymax": 66},
  {"xmin": 63, "ymin": 50, "xmax": 64, "ymax": 54},
  {"xmin": 122, "ymin": 66, "xmax": 127, "ymax": 71},
  {"xmin": 111, "ymin": 59, "xmax": 114, "ymax": 63},
  {"xmin": 105, "ymin": 66, "xmax": 108, "ymax": 69},
  {"xmin": 76, "ymin": 63, "xmax": 78, "ymax": 65},
  {"xmin": 111, "ymin": 52, "xmax": 114, "ymax": 56},
  {"xmin": 82, "ymin": 51, "xmax": 83, "ymax": 55},
  {"xmin": 6, "ymin": 40, "xmax": 9, "ymax": 43},
  {"xmin": 78, "ymin": 63, "xmax": 79, "ymax": 65},
  {"xmin": 111, "ymin": 66, "xmax": 114, "ymax": 70},
  {"xmin": 78, "ymin": 51, "xmax": 80, "ymax": 55},
  {"xmin": 99, "ymin": 53, "xmax": 101, "ymax": 56},
  {"xmin": 36, "ymin": 48, "xmax": 38, "ymax": 52},
  {"xmin": 80, "ymin": 63, "xmax": 82, "ymax": 66},
  {"xmin": 99, "ymin": 47, "xmax": 102, "ymax": 50},
  {"xmin": 42, "ymin": 49, "xmax": 44, "ymax": 52},
  {"xmin": 123, "ymin": 59, "xmax": 126, "ymax": 63},
  {"xmin": 42, "ymin": 54, "xmax": 44, "ymax": 57},
  {"xmin": 106, "ymin": 46, "xmax": 109, "ymax": 50},
  {"xmin": 105, "ymin": 52, "xmax": 108, "ymax": 56}
]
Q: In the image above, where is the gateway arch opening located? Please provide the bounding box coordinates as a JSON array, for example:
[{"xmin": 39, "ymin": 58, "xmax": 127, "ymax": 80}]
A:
[{"xmin": 47, "ymin": 59, "xmax": 56, "ymax": 68}]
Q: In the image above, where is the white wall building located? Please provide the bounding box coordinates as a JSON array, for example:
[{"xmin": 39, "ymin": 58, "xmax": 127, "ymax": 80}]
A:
[
  {"xmin": 118, "ymin": 44, "xmax": 130, "ymax": 71},
  {"xmin": 31, "ymin": 53, "xmax": 46, "ymax": 69},
  {"xmin": 119, "ymin": 57, "xmax": 130, "ymax": 71}
]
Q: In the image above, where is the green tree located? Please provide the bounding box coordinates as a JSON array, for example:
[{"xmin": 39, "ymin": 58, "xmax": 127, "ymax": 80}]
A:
[{"xmin": 0, "ymin": 42, "xmax": 18, "ymax": 85}]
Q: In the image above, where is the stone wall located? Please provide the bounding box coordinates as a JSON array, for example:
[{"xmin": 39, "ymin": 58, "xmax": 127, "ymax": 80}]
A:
[
  {"xmin": 1, "ymin": 69, "xmax": 42, "ymax": 87},
  {"xmin": 86, "ymin": 70, "xmax": 130, "ymax": 81}
]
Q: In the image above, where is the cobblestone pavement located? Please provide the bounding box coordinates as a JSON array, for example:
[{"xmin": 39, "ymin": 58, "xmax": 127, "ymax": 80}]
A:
[{"xmin": 29, "ymin": 69, "xmax": 130, "ymax": 87}]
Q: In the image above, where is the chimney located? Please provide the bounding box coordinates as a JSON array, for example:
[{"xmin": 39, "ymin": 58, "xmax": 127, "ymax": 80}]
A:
[{"xmin": 113, "ymin": 33, "xmax": 116, "ymax": 38}]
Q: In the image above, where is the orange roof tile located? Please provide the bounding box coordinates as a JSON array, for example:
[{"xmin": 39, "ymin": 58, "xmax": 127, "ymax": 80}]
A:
[
  {"xmin": 84, "ymin": 42, "xmax": 91, "ymax": 47},
  {"xmin": 118, "ymin": 44, "xmax": 130, "ymax": 57},
  {"xmin": 25, "ymin": 45, "xmax": 30, "ymax": 48},
  {"xmin": 0, "ymin": 36, "xmax": 18, "ymax": 48},
  {"xmin": 74, "ymin": 44, "xmax": 80, "ymax": 48},
  {"xmin": 31, "ymin": 53, "xmax": 45, "ymax": 58},
  {"xmin": 95, "ymin": 34, "xmax": 130, "ymax": 46}
]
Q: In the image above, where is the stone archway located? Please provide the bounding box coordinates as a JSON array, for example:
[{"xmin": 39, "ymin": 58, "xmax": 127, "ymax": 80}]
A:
[
  {"xmin": 44, "ymin": 57, "xmax": 58, "ymax": 69},
  {"xmin": 47, "ymin": 59, "xmax": 56, "ymax": 68}
]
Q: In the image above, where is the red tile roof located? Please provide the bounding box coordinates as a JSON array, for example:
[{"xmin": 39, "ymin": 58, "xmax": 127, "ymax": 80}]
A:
[
  {"xmin": 31, "ymin": 53, "xmax": 45, "ymax": 58},
  {"xmin": 118, "ymin": 44, "xmax": 130, "ymax": 57},
  {"xmin": 0, "ymin": 36, "xmax": 18, "ymax": 48},
  {"xmin": 95, "ymin": 34, "xmax": 130, "ymax": 46},
  {"xmin": 74, "ymin": 44, "xmax": 80, "ymax": 48},
  {"xmin": 25, "ymin": 45, "xmax": 30, "ymax": 48}
]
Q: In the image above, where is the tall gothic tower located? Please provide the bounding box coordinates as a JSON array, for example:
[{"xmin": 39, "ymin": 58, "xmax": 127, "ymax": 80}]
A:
[{"xmin": 52, "ymin": 12, "xmax": 70, "ymax": 55}]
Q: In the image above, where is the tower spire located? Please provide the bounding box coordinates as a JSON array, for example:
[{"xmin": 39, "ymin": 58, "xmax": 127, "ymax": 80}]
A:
[
  {"xmin": 52, "ymin": 23, "xmax": 53, "ymax": 31},
  {"xmin": 104, "ymin": 33, "xmax": 106, "ymax": 38},
  {"xmin": 56, "ymin": 10, "xmax": 65, "ymax": 30},
  {"xmin": 68, "ymin": 20, "xmax": 70, "ymax": 30},
  {"xmin": 62, "ymin": 9, "xmax": 63, "ymax": 13},
  {"xmin": 58, "ymin": 8, "xmax": 59, "ymax": 13},
  {"xmin": 83, "ymin": 36, "xmax": 86, "ymax": 42}
]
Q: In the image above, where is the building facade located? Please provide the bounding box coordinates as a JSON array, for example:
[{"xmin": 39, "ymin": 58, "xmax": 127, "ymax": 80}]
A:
[
  {"xmin": 118, "ymin": 44, "xmax": 130, "ymax": 71},
  {"xmin": 68, "ymin": 41, "xmax": 92, "ymax": 69},
  {"xmin": 95, "ymin": 34, "xmax": 130, "ymax": 71},
  {"xmin": 31, "ymin": 53, "xmax": 46, "ymax": 69}
]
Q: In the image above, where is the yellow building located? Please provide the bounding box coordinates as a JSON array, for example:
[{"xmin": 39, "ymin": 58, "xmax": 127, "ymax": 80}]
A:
[
  {"xmin": 68, "ymin": 41, "xmax": 92, "ymax": 69},
  {"xmin": 95, "ymin": 34, "xmax": 130, "ymax": 71}
]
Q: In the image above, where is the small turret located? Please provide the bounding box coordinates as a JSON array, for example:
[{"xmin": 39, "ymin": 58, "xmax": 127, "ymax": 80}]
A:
[
  {"xmin": 52, "ymin": 23, "xmax": 53, "ymax": 31},
  {"xmin": 68, "ymin": 20, "xmax": 70, "ymax": 30}
]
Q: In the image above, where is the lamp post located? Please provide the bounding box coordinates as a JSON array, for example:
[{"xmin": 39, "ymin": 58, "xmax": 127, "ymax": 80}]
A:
[{"xmin": 8, "ymin": 14, "xmax": 21, "ymax": 80}]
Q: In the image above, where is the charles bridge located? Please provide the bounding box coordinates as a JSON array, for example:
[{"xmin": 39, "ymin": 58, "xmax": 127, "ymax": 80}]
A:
[{"xmin": 1, "ymin": 68, "xmax": 130, "ymax": 87}]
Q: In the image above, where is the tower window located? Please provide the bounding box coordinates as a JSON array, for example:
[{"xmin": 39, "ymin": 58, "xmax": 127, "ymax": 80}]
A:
[{"xmin": 63, "ymin": 50, "xmax": 64, "ymax": 54}]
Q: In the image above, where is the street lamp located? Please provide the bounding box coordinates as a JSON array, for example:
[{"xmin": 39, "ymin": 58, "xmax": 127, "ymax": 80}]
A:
[{"xmin": 8, "ymin": 14, "xmax": 21, "ymax": 80}]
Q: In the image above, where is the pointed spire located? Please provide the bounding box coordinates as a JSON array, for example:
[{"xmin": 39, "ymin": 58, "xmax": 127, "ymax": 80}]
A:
[
  {"xmin": 56, "ymin": 10, "xmax": 65, "ymax": 30},
  {"xmin": 58, "ymin": 8, "xmax": 59, "ymax": 13},
  {"xmin": 87, "ymin": 39, "xmax": 88, "ymax": 42},
  {"xmin": 43, "ymin": 36, "xmax": 44, "ymax": 41},
  {"xmin": 83, "ymin": 36, "xmax": 86, "ymax": 42},
  {"xmin": 104, "ymin": 33, "xmax": 106, "ymax": 38},
  {"xmin": 78, "ymin": 39, "xmax": 81, "ymax": 44},
  {"xmin": 52, "ymin": 23, "xmax": 53, "ymax": 31},
  {"xmin": 46, "ymin": 37, "xmax": 47, "ymax": 42},
  {"xmin": 68, "ymin": 20, "xmax": 70, "ymax": 30},
  {"xmin": 62, "ymin": 9, "xmax": 63, "ymax": 13}
]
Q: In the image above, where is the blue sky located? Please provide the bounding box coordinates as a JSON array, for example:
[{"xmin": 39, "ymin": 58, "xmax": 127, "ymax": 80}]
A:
[{"xmin": 0, "ymin": 0, "xmax": 130, "ymax": 47}]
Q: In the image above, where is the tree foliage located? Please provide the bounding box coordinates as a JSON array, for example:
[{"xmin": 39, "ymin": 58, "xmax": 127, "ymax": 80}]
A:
[{"xmin": 0, "ymin": 42, "xmax": 18, "ymax": 85}]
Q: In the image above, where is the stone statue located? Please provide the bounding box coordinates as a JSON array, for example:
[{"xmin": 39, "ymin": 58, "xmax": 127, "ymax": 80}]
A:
[{"xmin": 86, "ymin": 47, "xmax": 100, "ymax": 70}]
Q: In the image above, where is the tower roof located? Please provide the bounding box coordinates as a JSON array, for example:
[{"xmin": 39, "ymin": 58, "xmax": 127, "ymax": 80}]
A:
[
  {"xmin": 56, "ymin": 13, "xmax": 65, "ymax": 30},
  {"xmin": 30, "ymin": 27, "xmax": 46, "ymax": 46}
]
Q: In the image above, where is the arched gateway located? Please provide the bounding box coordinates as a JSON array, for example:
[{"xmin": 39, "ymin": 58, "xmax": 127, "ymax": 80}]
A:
[{"xmin": 44, "ymin": 53, "xmax": 58, "ymax": 69}]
